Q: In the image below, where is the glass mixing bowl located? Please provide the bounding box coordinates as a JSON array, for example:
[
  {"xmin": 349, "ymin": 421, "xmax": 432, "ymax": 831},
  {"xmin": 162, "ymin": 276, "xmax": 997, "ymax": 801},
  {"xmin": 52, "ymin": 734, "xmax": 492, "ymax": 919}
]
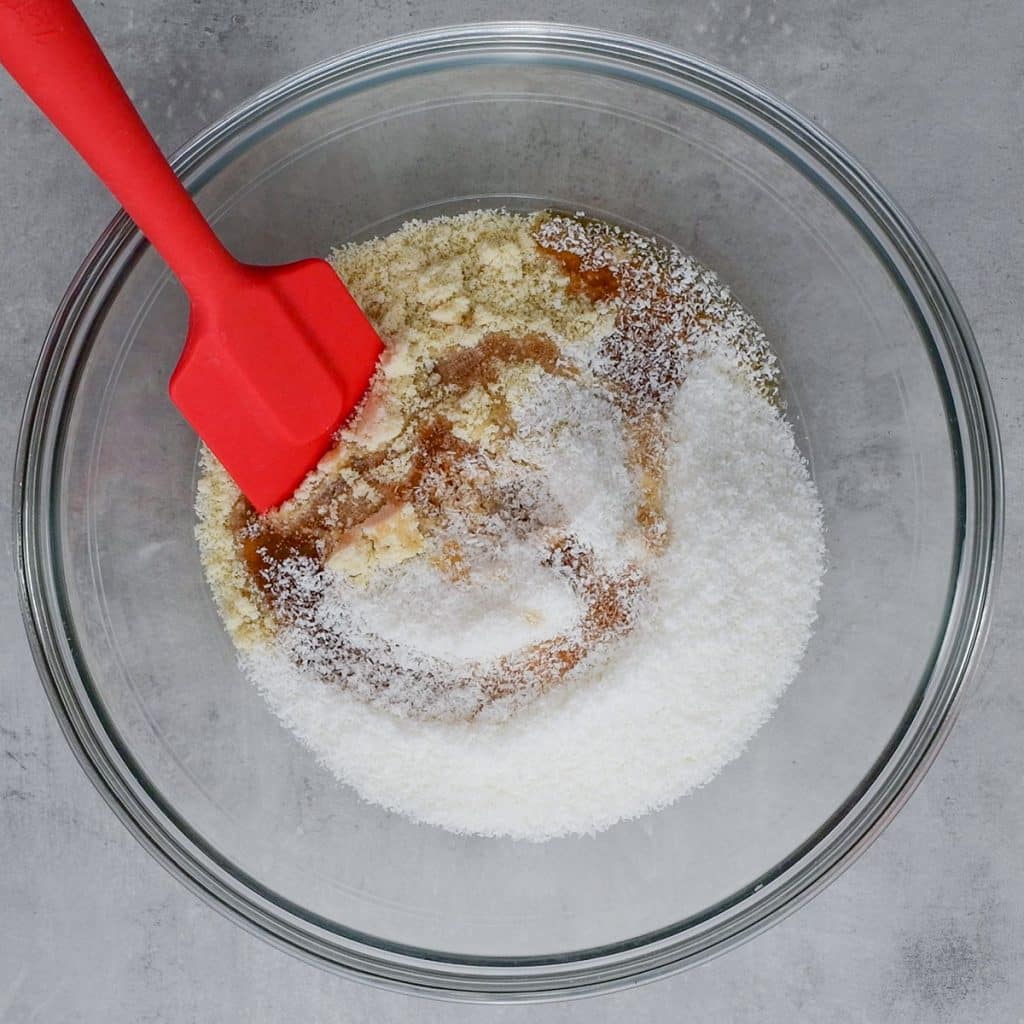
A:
[{"xmin": 15, "ymin": 23, "xmax": 1002, "ymax": 1000}]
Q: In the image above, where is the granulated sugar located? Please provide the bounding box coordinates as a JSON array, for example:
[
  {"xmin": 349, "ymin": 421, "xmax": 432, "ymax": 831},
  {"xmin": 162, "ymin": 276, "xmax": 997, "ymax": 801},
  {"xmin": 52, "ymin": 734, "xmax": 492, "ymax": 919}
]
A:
[{"xmin": 196, "ymin": 209, "xmax": 825, "ymax": 839}]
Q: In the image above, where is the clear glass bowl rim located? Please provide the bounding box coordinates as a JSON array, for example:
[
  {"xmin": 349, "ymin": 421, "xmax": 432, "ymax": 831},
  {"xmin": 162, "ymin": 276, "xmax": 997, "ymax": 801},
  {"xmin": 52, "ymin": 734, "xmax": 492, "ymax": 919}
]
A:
[{"xmin": 13, "ymin": 21, "xmax": 1003, "ymax": 1002}]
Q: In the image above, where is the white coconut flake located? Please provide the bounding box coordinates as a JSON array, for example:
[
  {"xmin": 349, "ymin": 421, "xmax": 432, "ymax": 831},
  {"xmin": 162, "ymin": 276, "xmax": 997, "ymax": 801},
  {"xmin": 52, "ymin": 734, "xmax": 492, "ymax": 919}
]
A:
[{"xmin": 242, "ymin": 353, "xmax": 824, "ymax": 839}]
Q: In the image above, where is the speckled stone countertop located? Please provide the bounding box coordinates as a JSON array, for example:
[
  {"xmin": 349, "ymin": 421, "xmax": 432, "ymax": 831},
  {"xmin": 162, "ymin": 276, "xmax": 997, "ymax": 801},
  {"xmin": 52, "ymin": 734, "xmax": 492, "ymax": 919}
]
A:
[{"xmin": 1, "ymin": 2, "xmax": 1021, "ymax": 1020}]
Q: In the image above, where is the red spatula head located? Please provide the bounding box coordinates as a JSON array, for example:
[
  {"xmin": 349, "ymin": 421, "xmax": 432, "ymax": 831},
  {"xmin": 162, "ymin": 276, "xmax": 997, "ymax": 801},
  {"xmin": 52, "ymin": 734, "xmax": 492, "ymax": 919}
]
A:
[{"xmin": 170, "ymin": 259, "xmax": 383, "ymax": 513}]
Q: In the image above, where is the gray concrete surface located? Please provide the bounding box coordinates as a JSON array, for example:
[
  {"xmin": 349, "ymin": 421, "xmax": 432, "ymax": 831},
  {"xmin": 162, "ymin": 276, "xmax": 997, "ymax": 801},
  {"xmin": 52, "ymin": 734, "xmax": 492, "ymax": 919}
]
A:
[{"xmin": 1, "ymin": 0, "xmax": 1021, "ymax": 1020}]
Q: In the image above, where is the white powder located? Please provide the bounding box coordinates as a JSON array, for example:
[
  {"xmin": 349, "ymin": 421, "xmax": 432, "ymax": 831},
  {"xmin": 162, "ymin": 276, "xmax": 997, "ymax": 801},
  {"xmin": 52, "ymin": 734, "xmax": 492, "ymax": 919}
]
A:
[
  {"xmin": 340, "ymin": 540, "xmax": 583, "ymax": 664},
  {"xmin": 509, "ymin": 374, "xmax": 641, "ymax": 564},
  {"xmin": 242, "ymin": 351, "xmax": 824, "ymax": 840}
]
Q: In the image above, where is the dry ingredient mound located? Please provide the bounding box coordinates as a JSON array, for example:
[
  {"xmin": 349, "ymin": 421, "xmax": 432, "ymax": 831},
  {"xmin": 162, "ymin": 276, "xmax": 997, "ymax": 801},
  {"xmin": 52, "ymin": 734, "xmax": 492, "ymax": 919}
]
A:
[{"xmin": 196, "ymin": 209, "xmax": 825, "ymax": 840}]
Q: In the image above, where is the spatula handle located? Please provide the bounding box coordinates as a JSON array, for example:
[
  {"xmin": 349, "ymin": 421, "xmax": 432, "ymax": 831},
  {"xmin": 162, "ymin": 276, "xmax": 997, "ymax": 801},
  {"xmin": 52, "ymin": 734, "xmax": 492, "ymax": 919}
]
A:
[{"xmin": 0, "ymin": 0, "xmax": 243, "ymax": 299}]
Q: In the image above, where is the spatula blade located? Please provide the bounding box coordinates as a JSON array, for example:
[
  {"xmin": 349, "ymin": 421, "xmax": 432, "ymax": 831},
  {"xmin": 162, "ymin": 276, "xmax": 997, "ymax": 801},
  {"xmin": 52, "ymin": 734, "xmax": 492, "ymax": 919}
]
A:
[{"xmin": 169, "ymin": 259, "xmax": 383, "ymax": 512}]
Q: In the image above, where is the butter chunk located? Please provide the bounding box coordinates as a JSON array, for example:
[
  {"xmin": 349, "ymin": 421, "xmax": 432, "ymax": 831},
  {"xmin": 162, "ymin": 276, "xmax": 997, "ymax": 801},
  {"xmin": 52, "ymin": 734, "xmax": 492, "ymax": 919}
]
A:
[
  {"xmin": 429, "ymin": 296, "xmax": 471, "ymax": 324},
  {"xmin": 343, "ymin": 392, "xmax": 404, "ymax": 449},
  {"xmin": 327, "ymin": 503, "xmax": 424, "ymax": 584}
]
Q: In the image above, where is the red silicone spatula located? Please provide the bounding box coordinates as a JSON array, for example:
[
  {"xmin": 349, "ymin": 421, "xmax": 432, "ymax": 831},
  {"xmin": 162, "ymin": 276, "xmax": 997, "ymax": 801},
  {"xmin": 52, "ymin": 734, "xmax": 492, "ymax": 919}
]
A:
[{"xmin": 0, "ymin": 0, "xmax": 383, "ymax": 512}]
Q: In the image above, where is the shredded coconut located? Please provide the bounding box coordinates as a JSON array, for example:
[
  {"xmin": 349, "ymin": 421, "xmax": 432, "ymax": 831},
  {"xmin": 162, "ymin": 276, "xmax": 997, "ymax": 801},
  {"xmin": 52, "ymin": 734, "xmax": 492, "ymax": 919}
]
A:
[{"xmin": 240, "ymin": 354, "xmax": 823, "ymax": 838}]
